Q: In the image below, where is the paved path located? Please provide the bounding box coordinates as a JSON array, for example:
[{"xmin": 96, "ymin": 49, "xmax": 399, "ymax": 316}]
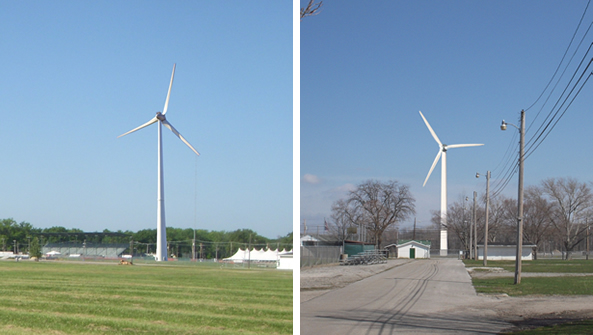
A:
[{"xmin": 301, "ymin": 259, "xmax": 511, "ymax": 334}]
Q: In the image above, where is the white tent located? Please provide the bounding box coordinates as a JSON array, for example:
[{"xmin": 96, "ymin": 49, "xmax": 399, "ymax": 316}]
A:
[{"xmin": 223, "ymin": 248, "xmax": 293, "ymax": 263}]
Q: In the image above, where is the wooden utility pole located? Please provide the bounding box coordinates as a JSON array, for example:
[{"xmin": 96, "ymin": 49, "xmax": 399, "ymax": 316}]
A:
[
  {"xmin": 192, "ymin": 230, "xmax": 196, "ymax": 261},
  {"xmin": 586, "ymin": 218, "xmax": 590, "ymax": 261},
  {"xmin": 515, "ymin": 110, "xmax": 525, "ymax": 285},
  {"xmin": 129, "ymin": 238, "xmax": 134, "ymax": 260},
  {"xmin": 248, "ymin": 234, "xmax": 252, "ymax": 269},
  {"xmin": 483, "ymin": 172, "xmax": 490, "ymax": 266},
  {"xmin": 471, "ymin": 191, "xmax": 476, "ymax": 260}
]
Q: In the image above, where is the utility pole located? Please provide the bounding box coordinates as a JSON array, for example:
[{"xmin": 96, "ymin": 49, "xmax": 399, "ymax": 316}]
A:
[
  {"xmin": 130, "ymin": 237, "xmax": 134, "ymax": 261},
  {"xmin": 501, "ymin": 111, "xmax": 525, "ymax": 284},
  {"xmin": 413, "ymin": 218, "xmax": 416, "ymax": 241},
  {"xmin": 586, "ymin": 218, "xmax": 590, "ymax": 261},
  {"xmin": 471, "ymin": 192, "xmax": 476, "ymax": 260},
  {"xmin": 515, "ymin": 110, "xmax": 525, "ymax": 284},
  {"xmin": 483, "ymin": 171, "xmax": 490, "ymax": 266},
  {"xmin": 192, "ymin": 229, "xmax": 196, "ymax": 261},
  {"xmin": 248, "ymin": 233, "xmax": 252, "ymax": 269}
]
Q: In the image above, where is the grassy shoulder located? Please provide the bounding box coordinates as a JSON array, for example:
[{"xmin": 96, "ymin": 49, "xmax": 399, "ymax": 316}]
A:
[
  {"xmin": 472, "ymin": 276, "xmax": 593, "ymax": 296},
  {"xmin": 463, "ymin": 259, "xmax": 593, "ymax": 296},
  {"xmin": 502, "ymin": 320, "xmax": 593, "ymax": 335},
  {"xmin": 463, "ymin": 259, "xmax": 593, "ymax": 273},
  {"xmin": 0, "ymin": 260, "xmax": 292, "ymax": 334}
]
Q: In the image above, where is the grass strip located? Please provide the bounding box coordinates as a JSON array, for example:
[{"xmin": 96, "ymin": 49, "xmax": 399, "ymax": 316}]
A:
[
  {"xmin": 463, "ymin": 259, "xmax": 593, "ymax": 273},
  {"xmin": 472, "ymin": 277, "xmax": 593, "ymax": 296},
  {"xmin": 503, "ymin": 319, "xmax": 593, "ymax": 334}
]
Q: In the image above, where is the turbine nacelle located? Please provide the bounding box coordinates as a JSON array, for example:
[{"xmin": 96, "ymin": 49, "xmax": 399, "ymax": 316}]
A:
[
  {"xmin": 418, "ymin": 111, "xmax": 483, "ymax": 187},
  {"xmin": 118, "ymin": 64, "xmax": 200, "ymax": 156}
]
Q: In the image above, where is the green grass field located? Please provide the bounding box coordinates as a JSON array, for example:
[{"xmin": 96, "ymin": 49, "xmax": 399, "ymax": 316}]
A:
[
  {"xmin": 471, "ymin": 276, "xmax": 593, "ymax": 296},
  {"xmin": 464, "ymin": 259, "xmax": 593, "ymax": 273},
  {"xmin": 0, "ymin": 260, "xmax": 292, "ymax": 334},
  {"xmin": 463, "ymin": 259, "xmax": 593, "ymax": 296}
]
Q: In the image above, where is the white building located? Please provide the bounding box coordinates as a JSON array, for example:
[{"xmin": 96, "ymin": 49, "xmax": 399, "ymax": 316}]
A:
[
  {"xmin": 477, "ymin": 244, "xmax": 537, "ymax": 261},
  {"xmin": 277, "ymin": 252, "xmax": 293, "ymax": 270},
  {"xmin": 396, "ymin": 240, "xmax": 431, "ymax": 259}
]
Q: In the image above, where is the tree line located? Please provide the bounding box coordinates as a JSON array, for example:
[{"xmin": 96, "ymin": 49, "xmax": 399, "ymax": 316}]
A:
[
  {"xmin": 326, "ymin": 177, "xmax": 593, "ymax": 260},
  {"xmin": 0, "ymin": 219, "xmax": 292, "ymax": 259},
  {"xmin": 433, "ymin": 177, "xmax": 592, "ymax": 260}
]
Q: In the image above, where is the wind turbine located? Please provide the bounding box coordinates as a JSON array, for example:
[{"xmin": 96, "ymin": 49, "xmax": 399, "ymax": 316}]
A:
[
  {"xmin": 418, "ymin": 111, "xmax": 483, "ymax": 256},
  {"xmin": 119, "ymin": 64, "xmax": 200, "ymax": 262}
]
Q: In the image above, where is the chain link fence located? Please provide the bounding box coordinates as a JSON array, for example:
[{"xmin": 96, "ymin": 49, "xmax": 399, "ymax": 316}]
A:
[{"xmin": 301, "ymin": 246, "xmax": 341, "ymax": 267}]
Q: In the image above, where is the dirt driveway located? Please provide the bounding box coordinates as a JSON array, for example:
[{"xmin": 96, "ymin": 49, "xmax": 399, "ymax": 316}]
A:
[{"xmin": 301, "ymin": 259, "xmax": 593, "ymax": 333}]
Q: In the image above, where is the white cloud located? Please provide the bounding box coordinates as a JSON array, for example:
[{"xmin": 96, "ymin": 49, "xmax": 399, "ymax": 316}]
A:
[{"xmin": 302, "ymin": 173, "xmax": 321, "ymax": 184}]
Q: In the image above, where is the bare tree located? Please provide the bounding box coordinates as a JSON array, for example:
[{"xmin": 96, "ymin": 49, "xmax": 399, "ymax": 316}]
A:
[
  {"xmin": 488, "ymin": 195, "xmax": 517, "ymax": 244},
  {"xmin": 301, "ymin": 0, "xmax": 323, "ymax": 21},
  {"xmin": 541, "ymin": 177, "xmax": 593, "ymax": 260},
  {"xmin": 522, "ymin": 185, "xmax": 553, "ymax": 259},
  {"xmin": 346, "ymin": 180, "xmax": 415, "ymax": 248},
  {"xmin": 329, "ymin": 199, "xmax": 355, "ymax": 245}
]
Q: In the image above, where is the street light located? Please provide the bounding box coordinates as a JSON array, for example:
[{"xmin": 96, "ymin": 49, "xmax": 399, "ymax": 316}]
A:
[
  {"xmin": 476, "ymin": 171, "xmax": 491, "ymax": 265},
  {"xmin": 501, "ymin": 110, "xmax": 525, "ymax": 285}
]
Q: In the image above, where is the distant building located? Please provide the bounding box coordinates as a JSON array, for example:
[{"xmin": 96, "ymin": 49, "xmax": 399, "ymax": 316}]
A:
[
  {"xmin": 277, "ymin": 252, "xmax": 293, "ymax": 270},
  {"xmin": 395, "ymin": 240, "xmax": 431, "ymax": 259},
  {"xmin": 477, "ymin": 243, "xmax": 537, "ymax": 261}
]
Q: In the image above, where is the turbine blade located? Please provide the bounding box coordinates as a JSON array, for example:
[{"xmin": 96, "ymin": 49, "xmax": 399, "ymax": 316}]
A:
[
  {"xmin": 446, "ymin": 143, "xmax": 484, "ymax": 149},
  {"xmin": 419, "ymin": 111, "xmax": 442, "ymax": 146},
  {"xmin": 162, "ymin": 119, "xmax": 200, "ymax": 156},
  {"xmin": 162, "ymin": 64, "xmax": 176, "ymax": 115},
  {"xmin": 423, "ymin": 150, "xmax": 442, "ymax": 187},
  {"xmin": 118, "ymin": 116, "xmax": 158, "ymax": 138}
]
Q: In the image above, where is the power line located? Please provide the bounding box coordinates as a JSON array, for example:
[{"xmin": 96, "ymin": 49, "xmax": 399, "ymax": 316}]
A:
[{"xmin": 525, "ymin": 0, "xmax": 591, "ymax": 113}]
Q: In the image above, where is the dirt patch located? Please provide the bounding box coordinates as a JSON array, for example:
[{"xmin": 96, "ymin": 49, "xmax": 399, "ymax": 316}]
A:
[{"xmin": 497, "ymin": 305, "xmax": 593, "ymax": 333}]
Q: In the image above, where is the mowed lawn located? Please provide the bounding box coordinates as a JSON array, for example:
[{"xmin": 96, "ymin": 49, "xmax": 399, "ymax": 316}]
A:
[
  {"xmin": 0, "ymin": 260, "xmax": 292, "ymax": 334},
  {"xmin": 464, "ymin": 259, "xmax": 593, "ymax": 296}
]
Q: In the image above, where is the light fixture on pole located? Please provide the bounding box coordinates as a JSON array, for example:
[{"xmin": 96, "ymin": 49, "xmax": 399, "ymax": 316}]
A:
[
  {"xmin": 501, "ymin": 110, "xmax": 525, "ymax": 285},
  {"xmin": 476, "ymin": 171, "xmax": 491, "ymax": 265}
]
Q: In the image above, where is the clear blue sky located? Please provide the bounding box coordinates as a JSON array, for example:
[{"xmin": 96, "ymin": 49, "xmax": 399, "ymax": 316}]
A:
[
  {"xmin": 0, "ymin": 1, "xmax": 292, "ymax": 239},
  {"xmin": 301, "ymin": 0, "xmax": 593, "ymax": 233}
]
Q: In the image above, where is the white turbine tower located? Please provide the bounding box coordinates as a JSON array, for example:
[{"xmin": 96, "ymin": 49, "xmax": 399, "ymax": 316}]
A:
[
  {"xmin": 418, "ymin": 111, "xmax": 483, "ymax": 256},
  {"xmin": 119, "ymin": 64, "xmax": 200, "ymax": 262}
]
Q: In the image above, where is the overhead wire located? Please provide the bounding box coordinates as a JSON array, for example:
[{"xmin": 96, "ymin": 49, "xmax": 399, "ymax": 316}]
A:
[
  {"xmin": 524, "ymin": 0, "xmax": 591, "ymax": 114},
  {"xmin": 525, "ymin": 44, "xmax": 593, "ymax": 151},
  {"xmin": 490, "ymin": 1, "xmax": 592, "ymax": 197},
  {"xmin": 525, "ymin": 71, "xmax": 593, "ymax": 160}
]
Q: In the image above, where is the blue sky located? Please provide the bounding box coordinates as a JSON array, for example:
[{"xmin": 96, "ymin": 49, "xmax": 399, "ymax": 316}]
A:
[
  {"xmin": 301, "ymin": 0, "xmax": 593, "ymax": 233},
  {"xmin": 0, "ymin": 1, "xmax": 292, "ymax": 239}
]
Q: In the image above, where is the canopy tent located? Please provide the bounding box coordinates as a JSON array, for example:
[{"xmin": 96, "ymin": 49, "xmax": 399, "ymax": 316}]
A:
[{"xmin": 223, "ymin": 248, "xmax": 292, "ymax": 263}]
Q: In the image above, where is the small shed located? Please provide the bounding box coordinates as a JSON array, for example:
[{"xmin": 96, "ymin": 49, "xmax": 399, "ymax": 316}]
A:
[
  {"xmin": 477, "ymin": 243, "xmax": 537, "ymax": 261},
  {"xmin": 396, "ymin": 240, "xmax": 431, "ymax": 259}
]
